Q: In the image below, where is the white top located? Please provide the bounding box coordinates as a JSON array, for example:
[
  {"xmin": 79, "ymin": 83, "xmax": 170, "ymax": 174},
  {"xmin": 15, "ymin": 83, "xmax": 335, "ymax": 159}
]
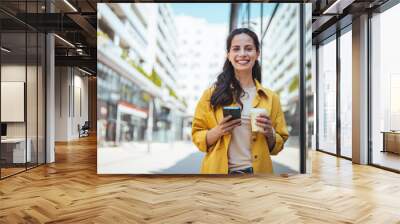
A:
[{"xmin": 228, "ymin": 86, "xmax": 257, "ymax": 171}]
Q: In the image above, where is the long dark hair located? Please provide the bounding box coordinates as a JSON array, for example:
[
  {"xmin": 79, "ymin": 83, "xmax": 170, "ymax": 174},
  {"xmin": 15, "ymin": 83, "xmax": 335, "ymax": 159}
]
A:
[{"xmin": 210, "ymin": 28, "xmax": 261, "ymax": 110}]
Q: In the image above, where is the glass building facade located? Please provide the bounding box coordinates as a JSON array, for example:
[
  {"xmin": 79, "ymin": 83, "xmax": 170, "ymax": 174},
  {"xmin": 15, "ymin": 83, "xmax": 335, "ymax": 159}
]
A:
[{"xmin": 232, "ymin": 3, "xmax": 313, "ymax": 174}]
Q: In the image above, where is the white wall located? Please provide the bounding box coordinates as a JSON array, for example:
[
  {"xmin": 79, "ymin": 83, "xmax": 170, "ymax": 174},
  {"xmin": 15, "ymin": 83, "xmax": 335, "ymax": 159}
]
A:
[
  {"xmin": 72, "ymin": 73, "xmax": 89, "ymax": 138},
  {"xmin": 1, "ymin": 66, "xmax": 26, "ymax": 133},
  {"xmin": 55, "ymin": 67, "xmax": 89, "ymax": 141},
  {"xmin": 1, "ymin": 63, "xmax": 46, "ymax": 164},
  {"xmin": 55, "ymin": 66, "xmax": 68, "ymax": 141},
  {"xmin": 1, "ymin": 65, "xmax": 29, "ymax": 138}
]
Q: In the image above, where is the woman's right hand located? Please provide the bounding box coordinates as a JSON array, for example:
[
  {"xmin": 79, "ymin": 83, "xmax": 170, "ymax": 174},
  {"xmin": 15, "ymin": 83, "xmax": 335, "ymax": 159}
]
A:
[
  {"xmin": 216, "ymin": 115, "xmax": 242, "ymax": 136},
  {"xmin": 206, "ymin": 116, "xmax": 241, "ymax": 147}
]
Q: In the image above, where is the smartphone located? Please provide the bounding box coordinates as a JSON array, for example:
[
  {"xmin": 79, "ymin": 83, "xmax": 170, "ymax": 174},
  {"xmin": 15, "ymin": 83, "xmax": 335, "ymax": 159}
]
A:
[{"xmin": 223, "ymin": 106, "xmax": 241, "ymax": 121}]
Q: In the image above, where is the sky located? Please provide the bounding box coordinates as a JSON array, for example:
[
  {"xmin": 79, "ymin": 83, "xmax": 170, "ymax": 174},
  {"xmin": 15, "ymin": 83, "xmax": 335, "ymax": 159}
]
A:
[
  {"xmin": 171, "ymin": 3, "xmax": 276, "ymax": 25},
  {"xmin": 170, "ymin": 3, "xmax": 230, "ymax": 24}
]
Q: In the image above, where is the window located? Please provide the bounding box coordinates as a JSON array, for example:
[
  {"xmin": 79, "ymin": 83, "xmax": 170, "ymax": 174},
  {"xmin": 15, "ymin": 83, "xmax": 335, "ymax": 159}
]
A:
[
  {"xmin": 371, "ymin": 4, "xmax": 400, "ymax": 171},
  {"xmin": 340, "ymin": 29, "xmax": 352, "ymax": 158},
  {"xmin": 318, "ymin": 37, "xmax": 337, "ymax": 154}
]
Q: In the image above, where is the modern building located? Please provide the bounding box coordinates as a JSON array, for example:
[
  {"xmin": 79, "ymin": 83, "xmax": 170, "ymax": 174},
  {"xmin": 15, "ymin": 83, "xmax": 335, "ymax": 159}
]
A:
[
  {"xmin": 97, "ymin": 3, "xmax": 186, "ymax": 145},
  {"xmin": 175, "ymin": 16, "xmax": 227, "ymax": 117},
  {"xmin": 175, "ymin": 15, "xmax": 227, "ymax": 139}
]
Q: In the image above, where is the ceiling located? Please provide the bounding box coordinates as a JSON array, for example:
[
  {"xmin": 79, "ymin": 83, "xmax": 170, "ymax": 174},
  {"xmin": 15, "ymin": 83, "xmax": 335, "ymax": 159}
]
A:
[
  {"xmin": 1, "ymin": 0, "xmax": 398, "ymax": 74},
  {"xmin": 312, "ymin": 0, "xmax": 391, "ymax": 44},
  {"xmin": 0, "ymin": 0, "xmax": 111, "ymax": 75}
]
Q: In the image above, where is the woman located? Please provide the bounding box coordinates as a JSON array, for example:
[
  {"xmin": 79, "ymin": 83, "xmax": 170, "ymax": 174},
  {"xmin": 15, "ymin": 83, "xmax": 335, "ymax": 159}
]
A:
[{"xmin": 192, "ymin": 28, "xmax": 289, "ymax": 174}]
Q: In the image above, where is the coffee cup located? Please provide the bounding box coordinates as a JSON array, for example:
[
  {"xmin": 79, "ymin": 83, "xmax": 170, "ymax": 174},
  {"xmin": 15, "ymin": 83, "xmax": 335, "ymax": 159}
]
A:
[{"xmin": 249, "ymin": 108, "xmax": 270, "ymax": 132}]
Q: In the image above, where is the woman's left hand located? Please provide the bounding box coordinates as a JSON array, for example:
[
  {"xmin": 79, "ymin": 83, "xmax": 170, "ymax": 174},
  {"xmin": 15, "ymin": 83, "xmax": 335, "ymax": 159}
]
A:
[{"xmin": 256, "ymin": 114, "xmax": 276, "ymax": 150}]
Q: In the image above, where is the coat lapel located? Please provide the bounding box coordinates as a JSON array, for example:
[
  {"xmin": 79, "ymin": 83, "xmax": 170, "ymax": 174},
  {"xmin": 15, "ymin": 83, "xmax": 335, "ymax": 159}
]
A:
[
  {"xmin": 252, "ymin": 94, "xmax": 261, "ymax": 108},
  {"xmin": 252, "ymin": 80, "xmax": 268, "ymax": 108}
]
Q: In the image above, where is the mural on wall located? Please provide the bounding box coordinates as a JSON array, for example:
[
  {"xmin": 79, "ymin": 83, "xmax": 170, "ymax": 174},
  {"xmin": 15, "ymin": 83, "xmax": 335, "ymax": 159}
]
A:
[{"xmin": 97, "ymin": 3, "xmax": 312, "ymax": 175}]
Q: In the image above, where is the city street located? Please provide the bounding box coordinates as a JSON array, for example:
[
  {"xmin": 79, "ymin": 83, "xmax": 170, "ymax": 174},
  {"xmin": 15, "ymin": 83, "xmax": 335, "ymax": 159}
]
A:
[
  {"xmin": 98, "ymin": 141, "xmax": 298, "ymax": 174},
  {"xmin": 98, "ymin": 141, "xmax": 203, "ymax": 174}
]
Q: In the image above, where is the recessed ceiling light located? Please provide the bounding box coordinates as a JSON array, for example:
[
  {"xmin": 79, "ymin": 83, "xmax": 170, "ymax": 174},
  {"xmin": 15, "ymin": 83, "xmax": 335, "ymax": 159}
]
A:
[
  {"xmin": 322, "ymin": 0, "xmax": 354, "ymax": 15},
  {"xmin": 78, "ymin": 67, "xmax": 92, "ymax": 76},
  {"xmin": 63, "ymin": 0, "xmax": 78, "ymax": 12},
  {"xmin": 1, "ymin": 47, "xmax": 11, "ymax": 53},
  {"xmin": 54, "ymin": 34, "xmax": 75, "ymax": 48}
]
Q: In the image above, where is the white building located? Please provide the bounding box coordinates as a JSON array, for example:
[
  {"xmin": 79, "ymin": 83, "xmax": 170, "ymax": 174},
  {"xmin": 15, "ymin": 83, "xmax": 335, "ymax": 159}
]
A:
[
  {"xmin": 261, "ymin": 4, "xmax": 312, "ymax": 110},
  {"xmin": 97, "ymin": 3, "xmax": 185, "ymax": 144},
  {"xmin": 98, "ymin": 3, "xmax": 180, "ymax": 101},
  {"xmin": 175, "ymin": 15, "xmax": 228, "ymax": 117}
]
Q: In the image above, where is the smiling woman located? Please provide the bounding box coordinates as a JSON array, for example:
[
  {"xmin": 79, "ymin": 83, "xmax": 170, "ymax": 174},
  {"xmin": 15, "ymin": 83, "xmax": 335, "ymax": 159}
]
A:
[
  {"xmin": 191, "ymin": 28, "xmax": 289, "ymax": 174},
  {"xmin": 228, "ymin": 33, "xmax": 259, "ymax": 76}
]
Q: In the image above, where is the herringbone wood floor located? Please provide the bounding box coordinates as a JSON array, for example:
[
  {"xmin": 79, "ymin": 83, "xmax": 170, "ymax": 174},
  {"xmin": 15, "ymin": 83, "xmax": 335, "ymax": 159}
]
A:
[{"xmin": 1, "ymin": 136, "xmax": 400, "ymax": 224}]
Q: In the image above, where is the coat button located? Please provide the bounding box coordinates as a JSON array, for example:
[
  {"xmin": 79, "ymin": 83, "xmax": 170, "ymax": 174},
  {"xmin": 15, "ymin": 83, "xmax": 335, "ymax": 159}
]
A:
[
  {"xmin": 252, "ymin": 135, "xmax": 257, "ymax": 141},
  {"xmin": 254, "ymin": 155, "xmax": 258, "ymax": 159}
]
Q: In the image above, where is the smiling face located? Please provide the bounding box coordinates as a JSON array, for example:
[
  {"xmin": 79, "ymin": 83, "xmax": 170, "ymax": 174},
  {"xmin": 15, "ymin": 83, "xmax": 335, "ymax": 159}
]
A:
[{"xmin": 227, "ymin": 33, "xmax": 260, "ymax": 73}]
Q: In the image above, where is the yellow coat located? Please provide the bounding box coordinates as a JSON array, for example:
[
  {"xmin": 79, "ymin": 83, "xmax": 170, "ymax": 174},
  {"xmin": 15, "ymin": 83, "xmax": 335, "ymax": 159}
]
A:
[{"xmin": 192, "ymin": 80, "xmax": 289, "ymax": 174}]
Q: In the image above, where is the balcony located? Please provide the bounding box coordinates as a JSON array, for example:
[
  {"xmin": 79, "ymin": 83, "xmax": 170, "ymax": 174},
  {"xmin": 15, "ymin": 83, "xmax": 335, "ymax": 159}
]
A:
[{"xmin": 98, "ymin": 4, "xmax": 146, "ymax": 61}]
